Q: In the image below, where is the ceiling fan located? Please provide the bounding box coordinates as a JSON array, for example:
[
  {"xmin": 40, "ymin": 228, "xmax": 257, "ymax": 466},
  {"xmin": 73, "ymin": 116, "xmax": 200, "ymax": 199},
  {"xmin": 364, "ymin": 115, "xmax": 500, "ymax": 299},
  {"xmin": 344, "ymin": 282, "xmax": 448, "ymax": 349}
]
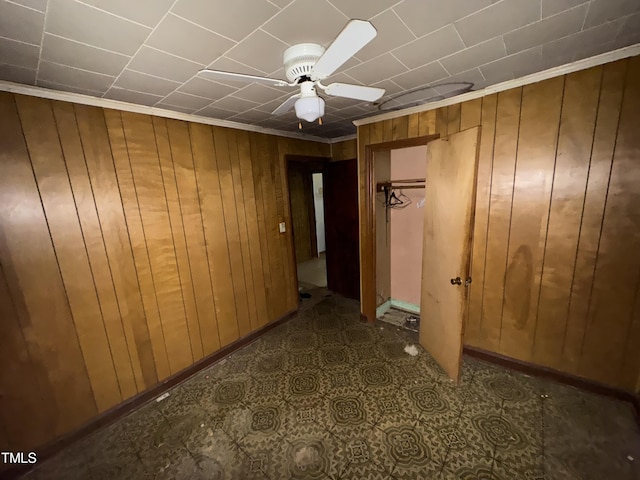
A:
[{"xmin": 199, "ymin": 20, "xmax": 385, "ymax": 126}]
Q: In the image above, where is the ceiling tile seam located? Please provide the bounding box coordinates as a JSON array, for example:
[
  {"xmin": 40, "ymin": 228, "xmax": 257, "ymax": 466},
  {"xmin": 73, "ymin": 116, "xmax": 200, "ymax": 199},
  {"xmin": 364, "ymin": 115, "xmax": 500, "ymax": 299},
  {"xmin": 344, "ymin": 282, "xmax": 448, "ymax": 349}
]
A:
[
  {"xmin": 38, "ymin": 78, "xmax": 104, "ymax": 95},
  {"xmin": 108, "ymin": 86, "xmax": 163, "ymax": 99},
  {"xmin": 452, "ymin": 24, "xmax": 467, "ymax": 49},
  {"xmin": 264, "ymin": 0, "xmax": 286, "ymax": 9},
  {"xmin": 389, "ymin": 52, "xmax": 410, "ymax": 71},
  {"xmin": 323, "ymin": 0, "xmax": 350, "ymax": 22},
  {"xmin": 162, "ymin": 90, "xmax": 217, "ymax": 103},
  {"xmin": 119, "ymin": 68, "xmax": 181, "ymax": 86},
  {"xmin": 35, "ymin": 0, "xmax": 51, "ymax": 81},
  {"xmin": 5, "ymin": 0, "xmax": 45, "ymax": 14},
  {"xmin": 168, "ymin": 12, "xmax": 239, "ymax": 44},
  {"xmin": 42, "ymin": 32, "xmax": 132, "ymax": 58},
  {"xmin": 72, "ymin": 0, "xmax": 155, "ymax": 30},
  {"xmin": 0, "ymin": 34, "xmax": 41, "ymax": 48},
  {"xmin": 147, "ymin": 0, "xmax": 293, "ymax": 122},
  {"xmin": 37, "ymin": 58, "xmax": 117, "ymax": 79},
  {"xmin": 257, "ymin": 27, "xmax": 292, "ymax": 47},
  {"xmin": 102, "ymin": 0, "xmax": 180, "ymax": 97},
  {"xmin": 581, "ymin": 1, "xmax": 592, "ymax": 30},
  {"xmin": 0, "ymin": 61, "xmax": 35, "ymax": 73},
  {"xmin": 389, "ymin": 8, "xmax": 418, "ymax": 40},
  {"xmin": 437, "ymin": 60, "xmax": 451, "ymax": 77},
  {"xmin": 539, "ymin": 16, "xmax": 631, "ymax": 55}
]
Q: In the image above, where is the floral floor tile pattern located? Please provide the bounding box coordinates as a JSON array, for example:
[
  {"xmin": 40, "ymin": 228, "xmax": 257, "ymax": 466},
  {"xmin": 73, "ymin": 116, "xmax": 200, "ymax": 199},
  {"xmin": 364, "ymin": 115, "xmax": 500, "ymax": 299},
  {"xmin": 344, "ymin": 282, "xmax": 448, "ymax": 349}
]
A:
[{"xmin": 22, "ymin": 293, "xmax": 640, "ymax": 479}]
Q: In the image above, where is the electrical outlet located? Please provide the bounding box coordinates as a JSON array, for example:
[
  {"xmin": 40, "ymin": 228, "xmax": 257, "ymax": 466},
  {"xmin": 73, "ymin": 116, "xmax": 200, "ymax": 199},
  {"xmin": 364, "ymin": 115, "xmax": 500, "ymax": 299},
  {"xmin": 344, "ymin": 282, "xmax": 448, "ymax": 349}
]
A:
[{"xmin": 279, "ymin": 222, "xmax": 286, "ymax": 233}]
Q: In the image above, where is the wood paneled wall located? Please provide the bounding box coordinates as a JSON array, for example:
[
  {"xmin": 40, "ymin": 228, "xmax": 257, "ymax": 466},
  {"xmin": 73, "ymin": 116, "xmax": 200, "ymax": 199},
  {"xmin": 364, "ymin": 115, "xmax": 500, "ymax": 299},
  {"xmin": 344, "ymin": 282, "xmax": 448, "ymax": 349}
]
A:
[
  {"xmin": 288, "ymin": 162, "xmax": 316, "ymax": 263},
  {"xmin": 331, "ymin": 139, "xmax": 357, "ymax": 161},
  {"xmin": 357, "ymin": 56, "xmax": 640, "ymax": 390},
  {"xmin": 0, "ymin": 92, "xmax": 329, "ymax": 452}
]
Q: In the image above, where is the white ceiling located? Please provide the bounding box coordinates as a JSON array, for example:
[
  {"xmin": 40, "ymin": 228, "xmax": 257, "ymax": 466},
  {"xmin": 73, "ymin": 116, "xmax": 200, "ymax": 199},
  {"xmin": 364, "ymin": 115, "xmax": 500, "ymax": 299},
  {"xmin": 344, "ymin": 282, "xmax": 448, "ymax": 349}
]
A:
[{"xmin": 1, "ymin": 0, "xmax": 639, "ymax": 139}]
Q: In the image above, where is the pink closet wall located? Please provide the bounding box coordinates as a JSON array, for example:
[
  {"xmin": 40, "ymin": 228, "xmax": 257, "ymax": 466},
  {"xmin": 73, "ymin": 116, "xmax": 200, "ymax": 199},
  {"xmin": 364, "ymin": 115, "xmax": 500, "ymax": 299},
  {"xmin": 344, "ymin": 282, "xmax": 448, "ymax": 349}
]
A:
[{"xmin": 390, "ymin": 145, "xmax": 427, "ymax": 307}]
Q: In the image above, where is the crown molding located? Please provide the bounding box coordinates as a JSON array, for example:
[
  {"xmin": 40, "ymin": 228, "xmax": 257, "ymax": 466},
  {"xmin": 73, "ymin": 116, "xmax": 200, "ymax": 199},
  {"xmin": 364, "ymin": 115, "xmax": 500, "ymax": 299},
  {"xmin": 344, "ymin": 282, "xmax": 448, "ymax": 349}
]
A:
[
  {"xmin": 353, "ymin": 43, "xmax": 640, "ymax": 127},
  {"xmin": 329, "ymin": 133, "xmax": 357, "ymax": 143},
  {"xmin": 0, "ymin": 81, "xmax": 332, "ymax": 144}
]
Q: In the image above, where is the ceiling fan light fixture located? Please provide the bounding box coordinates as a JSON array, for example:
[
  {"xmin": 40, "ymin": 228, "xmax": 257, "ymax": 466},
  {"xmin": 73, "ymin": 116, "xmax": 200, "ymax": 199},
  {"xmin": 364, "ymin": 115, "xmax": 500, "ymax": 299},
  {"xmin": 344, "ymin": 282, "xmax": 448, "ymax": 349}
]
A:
[{"xmin": 294, "ymin": 96, "xmax": 325, "ymax": 122}]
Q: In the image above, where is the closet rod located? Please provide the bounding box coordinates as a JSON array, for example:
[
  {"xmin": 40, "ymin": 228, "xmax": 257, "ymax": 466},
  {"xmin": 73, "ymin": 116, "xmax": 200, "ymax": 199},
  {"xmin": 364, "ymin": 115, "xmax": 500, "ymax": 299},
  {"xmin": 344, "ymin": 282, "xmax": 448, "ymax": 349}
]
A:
[{"xmin": 376, "ymin": 178, "xmax": 426, "ymax": 192}]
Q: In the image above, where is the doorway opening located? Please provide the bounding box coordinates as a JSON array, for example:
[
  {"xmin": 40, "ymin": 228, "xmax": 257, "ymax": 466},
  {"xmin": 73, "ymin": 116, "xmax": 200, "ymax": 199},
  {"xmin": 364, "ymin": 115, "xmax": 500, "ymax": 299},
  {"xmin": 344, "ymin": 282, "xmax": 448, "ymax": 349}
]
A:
[{"xmin": 286, "ymin": 154, "xmax": 360, "ymax": 302}]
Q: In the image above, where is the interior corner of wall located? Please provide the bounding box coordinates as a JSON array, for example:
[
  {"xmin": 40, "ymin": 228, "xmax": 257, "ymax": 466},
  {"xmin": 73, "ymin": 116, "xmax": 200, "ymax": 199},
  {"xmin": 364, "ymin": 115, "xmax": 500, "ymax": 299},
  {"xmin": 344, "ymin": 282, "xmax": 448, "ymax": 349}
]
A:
[{"xmin": 376, "ymin": 300, "xmax": 391, "ymax": 319}]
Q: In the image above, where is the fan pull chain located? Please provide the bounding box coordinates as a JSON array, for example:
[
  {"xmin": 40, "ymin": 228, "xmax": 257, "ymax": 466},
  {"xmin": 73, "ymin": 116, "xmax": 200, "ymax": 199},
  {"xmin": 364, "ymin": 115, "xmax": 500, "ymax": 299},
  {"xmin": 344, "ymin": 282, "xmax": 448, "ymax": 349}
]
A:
[
  {"xmin": 298, "ymin": 122, "xmax": 302, "ymax": 130},
  {"xmin": 318, "ymin": 117, "xmax": 323, "ymax": 125}
]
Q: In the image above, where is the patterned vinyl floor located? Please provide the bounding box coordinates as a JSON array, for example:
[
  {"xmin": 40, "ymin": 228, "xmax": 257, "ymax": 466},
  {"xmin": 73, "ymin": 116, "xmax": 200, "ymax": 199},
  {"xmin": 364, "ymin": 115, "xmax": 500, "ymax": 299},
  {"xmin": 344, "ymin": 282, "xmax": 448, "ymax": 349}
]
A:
[{"xmin": 22, "ymin": 294, "xmax": 640, "ymax": 479}]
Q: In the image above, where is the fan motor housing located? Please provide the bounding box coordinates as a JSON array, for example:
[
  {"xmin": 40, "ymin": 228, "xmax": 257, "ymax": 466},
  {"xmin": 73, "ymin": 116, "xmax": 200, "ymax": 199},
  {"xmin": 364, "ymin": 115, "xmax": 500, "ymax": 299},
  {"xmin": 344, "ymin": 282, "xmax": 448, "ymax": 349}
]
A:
[{"xmin": 283, "ymin": 43, "xmax": 325, "ymax": 82}]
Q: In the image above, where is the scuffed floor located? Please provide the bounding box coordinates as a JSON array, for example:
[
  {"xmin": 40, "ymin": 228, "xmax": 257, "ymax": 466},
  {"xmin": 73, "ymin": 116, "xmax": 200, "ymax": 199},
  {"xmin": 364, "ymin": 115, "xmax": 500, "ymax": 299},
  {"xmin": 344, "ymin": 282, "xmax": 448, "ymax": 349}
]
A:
[{"xmin": 22, "ymin": 294, "xmax": 640, "ymax": 479}]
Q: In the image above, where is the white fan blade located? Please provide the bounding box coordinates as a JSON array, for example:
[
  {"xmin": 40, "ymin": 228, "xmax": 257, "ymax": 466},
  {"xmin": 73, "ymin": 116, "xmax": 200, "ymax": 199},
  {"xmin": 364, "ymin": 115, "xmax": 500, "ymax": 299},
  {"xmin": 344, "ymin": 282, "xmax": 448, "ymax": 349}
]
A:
[
  {"xmin": 199, "ymin": 69, "xmax": 289, "ymax": 87},
  {"xmin": 324, "ymin": 83, "xmax": 384, "ymax": 102},
  {"xmin": 272, "ymin": 94, "xmax": 300, "ymax": 115},
  {"xmin": 311, "ymin": 20, "xmax": 377, "ymax": 80}
]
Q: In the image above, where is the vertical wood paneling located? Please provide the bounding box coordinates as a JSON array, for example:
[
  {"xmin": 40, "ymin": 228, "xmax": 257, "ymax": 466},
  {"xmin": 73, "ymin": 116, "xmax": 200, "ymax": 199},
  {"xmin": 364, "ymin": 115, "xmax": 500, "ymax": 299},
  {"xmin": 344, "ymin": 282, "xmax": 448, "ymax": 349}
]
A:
[
  {"xmin": 0, "ymin": 93, "xmax": 96, "ymax": 436},
  {"xmin": 166, "ymin": 119, "xmax": 221, "ymax": 355},
  {"xmin": 119, "ymin": 111, "xmax": 191, "ymax": 376},
  {"xmin": 237, "ymin": 129, "xmax": 269, "ymax": 328},
  {"xmin": 358, "ymin": 57, "xmax": 640, "ymax": 391},
  {"xmin": 581, "ymin": 57, "xmax": 640, "ymax": 387},
  {"xmin": 190, "ymin": 123, "xmax": 239, "ymax": 347},
  {"xmin": 153, "ymin": 117, "xmax": 204, "ymax": 361},
  {"xmin": 465, "ymin": 95, "xmax": 497, "ymax": 346},
  {"xmin": 103, "ymin": 110, "xmax": 171, "ymax": 381},
  {"xmin": 392, "ymin": 115, "xmax": 409, "ymax": 140},
  {"xmin": 500, "ymin": 77, "xmax": 564, "ymax": 361},
  {"xmin": 16, "ymin": 95, "xmax": 121, "ymax": 412},
  {"xmin": 1, "ymin": 91, "xmax": 330, "ymax": 453},
  {"xmin": 228, "ymin": 129, "xmax": 259, "ymax": 331},
  {"xmin": 212, "ymin": 127, "xmax": 251, "ymax": 337},
  {"xmin": 479, "ymin": 89, "xmax": 522, "ymax": 351},
  {"xmin": 52, "ymin": 102, "xmax": 138, "ymax": 400},
  {"xmin": 407, "ymin": 113, "xmax": 420, "ymax": 138},
  {"xmin": 533, "ymin": 68, "xmax": 602, "ymax": 368}
]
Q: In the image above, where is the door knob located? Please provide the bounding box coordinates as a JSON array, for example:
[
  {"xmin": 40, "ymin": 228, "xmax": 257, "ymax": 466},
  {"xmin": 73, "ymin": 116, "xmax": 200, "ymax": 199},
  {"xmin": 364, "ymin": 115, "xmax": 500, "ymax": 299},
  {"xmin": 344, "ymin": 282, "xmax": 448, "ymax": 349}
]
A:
[
  {"xmin": 450, "ymin": 277, "xmax": 462, "ymax": 285},
  {"xmin": 465, "ymin": 277, "xmax": 472, "ymax": 286}
]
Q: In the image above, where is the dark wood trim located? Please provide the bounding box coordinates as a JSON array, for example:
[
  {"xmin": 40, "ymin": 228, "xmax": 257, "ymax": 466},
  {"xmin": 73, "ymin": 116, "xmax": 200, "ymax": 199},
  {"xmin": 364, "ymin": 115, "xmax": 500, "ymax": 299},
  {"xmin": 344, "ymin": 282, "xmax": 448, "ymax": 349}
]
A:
[
  {"xmin": 360, "ymin": 134, "xmax": 440, "ymax": 323},
  {"xmin": 463, "ymin": 346, "xmax": 640, "ymax": 426},
  {"xmin": 0, "ymin": 309, "xmax": 298, "ymax": 480}
]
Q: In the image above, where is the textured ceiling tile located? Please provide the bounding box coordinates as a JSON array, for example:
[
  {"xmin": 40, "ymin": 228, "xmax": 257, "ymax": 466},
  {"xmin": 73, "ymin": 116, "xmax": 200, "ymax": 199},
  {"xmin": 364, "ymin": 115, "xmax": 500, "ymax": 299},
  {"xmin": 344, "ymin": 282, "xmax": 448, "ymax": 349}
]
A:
[
  {"xmin": 504, "ymin": 4, "xmax": 588, "ymax": 55},
  {"xmin": 162, "ymin": 91, "xmax": 213, "ymax": 110},
  {"xmin": 354, "ymin": 9, "xmax": 415, "ymax": 62},
  {"xmin": 172, "ymin": 0, "xmax": 279, "ymax": 43},
  {"xmin": 584, "ymin": 0, "xmax": 640, "ymax": 29},
  {"xmin": 114, "ymin": 69, "xmax": 181, "ymax": 96},
  {"xmin": 205, "ymin": 56, "xmax": 269, "ymax": 82},
  {"xmin": 46, "ymin": 0, "xmax": 150, "ymax": 55},
  {"xmin": 38, "ymin": 60, "xmax": 115, "ymax": 92},
  {"xmin": 344, "ymin": 52, "xmax": 407, "ymax": 85},
  {"xmin": 147, "ymin": 14, "xmax": 235, "ymax": 65},
  {"xmin": 41, "ymin": 34, "xmax": 130, "ymax": 76},
  {"xmin": 324, "ymin": 71, "xmax": 360, "ymax": 84},
  {"xmin": 156, "ymin": 103, "xmax": 198, "ymax": 114},
  {"xmin": 480, "ymin": 46, "xmax": 543, "ymax": 84},
  {"xmin": 38, "ymin": 79, "xmax": 105, "ymax": 95},
  {"xmin": 391, "ymin": 61, "xmax": 449, "ymax": 89},
  {"xmin": 455, "ymin": 0, "xmax": 541, "ymax": 46},
  {"xmin": 325, "ymin": 95, "xmax": 363, "ymax": 108},
  {"xmin": 104, "ymin": 87, "xmax": 164, "ymax": 106},
  {"xmin": 229, "ymin": 109, "xmax": 272, "ymax": 123},
  {"xmin": 178, "ymin": 77, "xmax": 237, "ymax": 100},
  {"xmin": 370, "ymin": 78, "xmax": 405, "ymax": 95},
  {"xmin": 392, "ymin": 25, "xmax": 465, "ymax": 70},
  {"xmin": 440, "ymin": 36, "xmax": 506, "ymax": 75},
  {"xmin": 616, "ymin": 12, "xmax": 640, "ymax": 44},
  {"xmin": 436, "ymin": 67, "xmax": 486, "ymax": 90},
  {"xmin": 196, "ymin": 104, "xmax": 238, "ymax": 118},
  {"xmin": 0, "ymin": 1, "xmax": 44, "ymax": 45},
  {"xmin": 225, "ymin": 30, "xmax": 288, "ymax": 74},
  {"xmin": 541, "ymin": 19, "xmax": 623, "ymax": 66},
  {"xmin": 541, "ymin": 0, "xmax": 589, "ymax": 18},
  {"xmin": 9, "ymin": 0, "xmax": 47, "ymax": 13},
  {"xmin": 231, "ymin": 83, "xmax": 290, "ymax": 103},
  {"xmin": 0, "ymin": 37, "xmax": 40, "ymax": 69},
  {"xmin": 262, "ymin": 0, "xmax": 348, "ymax": 46},
  {"xmin": 126, "ymin": 47, "xmax": 204, "ymax": 83},
  {"xmin": 212, "ymin": 95, "xmax": 260, "ymax": 112},
  {"xmin": 328, "ymin": 0, "xmax": 395, "ymax": 20},
  {"xmin": 80, "ymin": 0, "xmax": 174, "ymax": 27},
  {"xmin": 394, "ymin": 0, "xmax": 493, "ymax": 38},
  {"xmin": 0, "ymin": 63, "xmax": 36, "ymax": 84},
  {"xmin": 254, "ymin": 96, "xmax": 292, "ymax": 113}
]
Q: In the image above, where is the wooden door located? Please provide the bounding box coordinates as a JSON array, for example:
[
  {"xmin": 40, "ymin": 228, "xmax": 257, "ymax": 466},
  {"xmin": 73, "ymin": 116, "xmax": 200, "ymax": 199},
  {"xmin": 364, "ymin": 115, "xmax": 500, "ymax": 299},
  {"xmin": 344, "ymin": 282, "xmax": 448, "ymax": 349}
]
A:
[
  {"xmin": 288, "ymin": 162, "xmax": 317, "ymax": 263},
  {"xmin": 420, "ymin": 127, "xmax": 480, "ymax": 382},
  {"xmin": 324, "ymin": 159, "xmax": 360, "ymax": 300}
]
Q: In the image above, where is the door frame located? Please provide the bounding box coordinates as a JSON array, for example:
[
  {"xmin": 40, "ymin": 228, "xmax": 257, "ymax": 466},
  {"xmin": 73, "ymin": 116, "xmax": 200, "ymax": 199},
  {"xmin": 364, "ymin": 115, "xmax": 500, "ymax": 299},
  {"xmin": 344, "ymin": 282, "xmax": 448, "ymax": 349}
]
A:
[
  {"xmin": 359, "ymin": 135, "xmax": 440, "ymax": 323},
  {"xmin": 284, "ymin": 154, "xmax": 331, "ymax": 293}
]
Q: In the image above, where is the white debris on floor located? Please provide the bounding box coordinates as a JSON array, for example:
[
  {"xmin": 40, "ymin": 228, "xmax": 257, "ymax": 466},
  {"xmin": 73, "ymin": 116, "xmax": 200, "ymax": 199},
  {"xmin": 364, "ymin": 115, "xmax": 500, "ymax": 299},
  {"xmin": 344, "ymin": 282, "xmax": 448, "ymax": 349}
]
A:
[{"xmin": 404, "ymin": 344, "xmax": 419, "ymax": 356}]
